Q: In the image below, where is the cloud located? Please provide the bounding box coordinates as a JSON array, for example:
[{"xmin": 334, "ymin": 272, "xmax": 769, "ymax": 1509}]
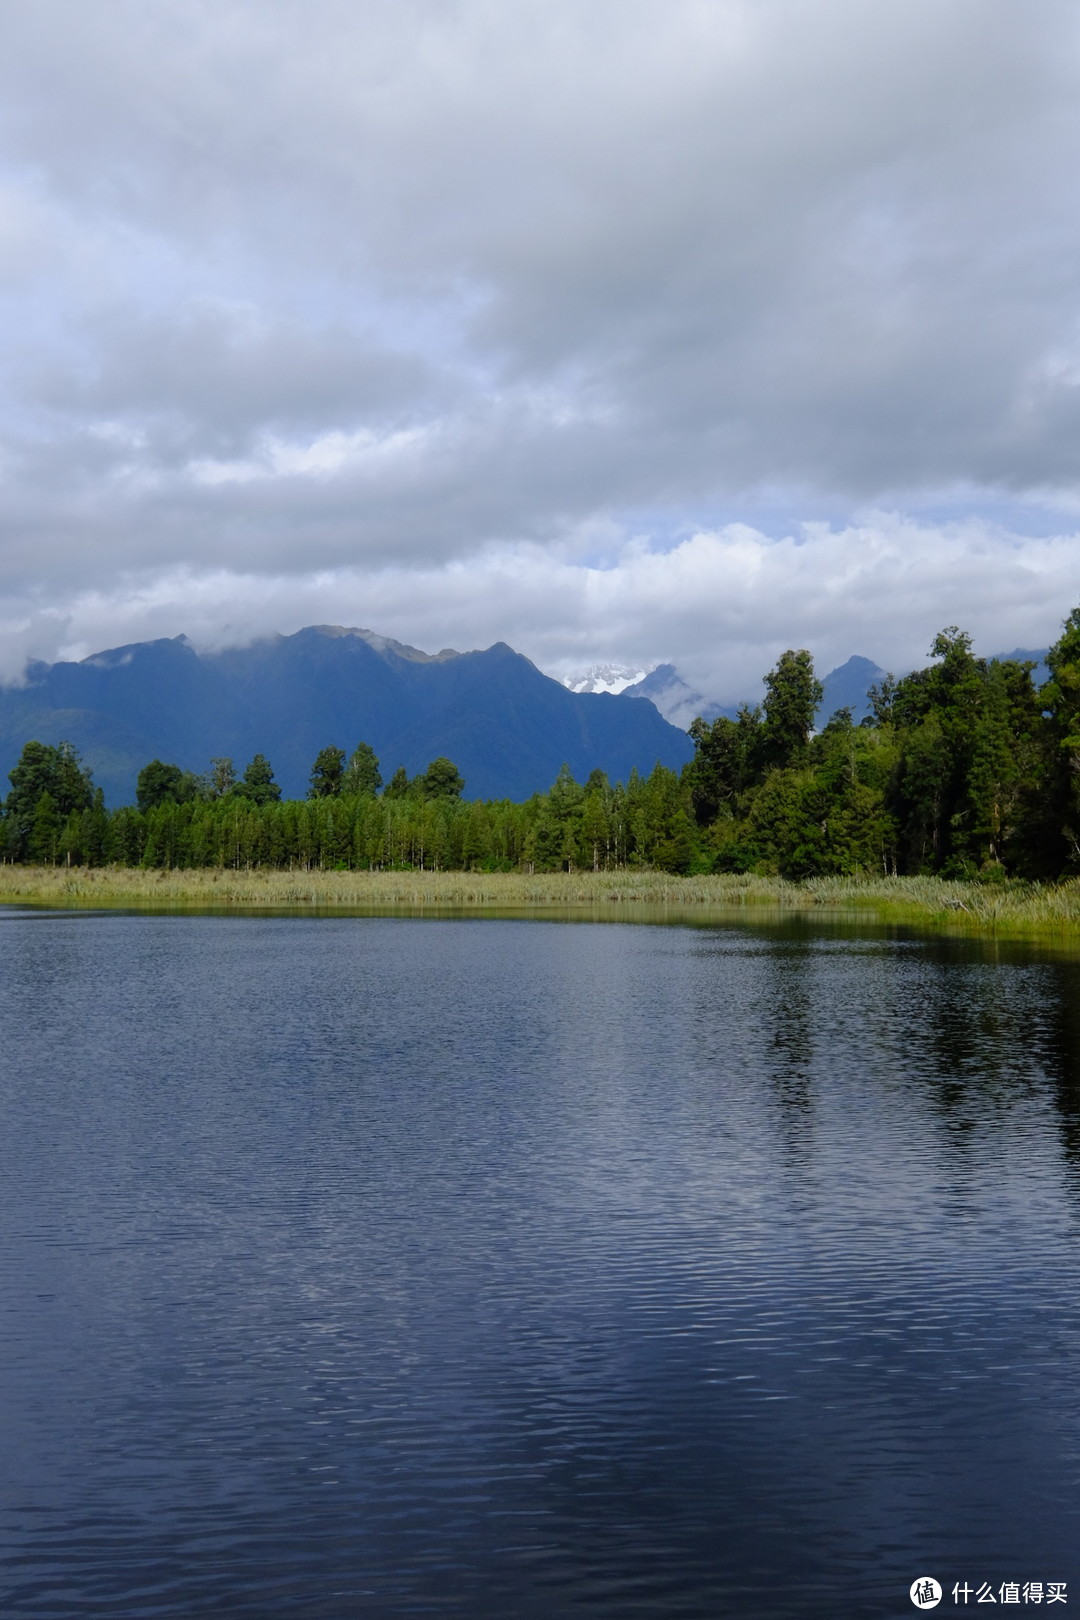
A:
[
  {"xmin": 1, "ymin": 1, "xmax": 1080, "ymax": 675},
  {"xmin": 3, "ymin": 516, "xmax": 1078, "ymax": 699}
]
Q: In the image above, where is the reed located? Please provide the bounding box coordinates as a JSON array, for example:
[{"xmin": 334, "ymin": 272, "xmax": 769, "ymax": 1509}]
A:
[{"xmin": 4, "ymin": 863, "xmax": 1080, "ymax": 938}]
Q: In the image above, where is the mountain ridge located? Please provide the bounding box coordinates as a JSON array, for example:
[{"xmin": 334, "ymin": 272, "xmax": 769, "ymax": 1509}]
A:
[{"xmin": 0, "ymin": 626, "xmax": 694, "ymax": 806}]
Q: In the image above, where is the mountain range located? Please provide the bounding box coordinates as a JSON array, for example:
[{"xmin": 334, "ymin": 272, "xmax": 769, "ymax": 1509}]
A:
[
  {"xmin": 0, "ymin": 630, "xmax": 1054, "ymax": 808},
  {"xmin": 569, "ymin": 655, "xmax": 890, "ymax": 727},
  {"xmin": 569, "ymin": 647, "xmax": 1053, "ymax": 730},
  {"xmin": 0, "ymin": 626, "xmax": 696, "ymax": 807}
]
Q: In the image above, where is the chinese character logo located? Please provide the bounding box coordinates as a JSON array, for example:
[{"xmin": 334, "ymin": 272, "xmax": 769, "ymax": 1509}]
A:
[{"xmin": 911, "ymin": 1577, "xmax": 943, "ymax": 1609}]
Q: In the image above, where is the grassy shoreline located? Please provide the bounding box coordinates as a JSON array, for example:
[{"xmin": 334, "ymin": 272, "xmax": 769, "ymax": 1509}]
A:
[{"xmin": 4, "ymin": 864, "xmax": 1080, "ymax": 938}]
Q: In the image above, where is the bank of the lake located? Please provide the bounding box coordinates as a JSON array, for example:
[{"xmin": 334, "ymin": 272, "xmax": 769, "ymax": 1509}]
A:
[{"xmin": 5, "ymin": 863, "xmax": 1080, "ymax": 938}]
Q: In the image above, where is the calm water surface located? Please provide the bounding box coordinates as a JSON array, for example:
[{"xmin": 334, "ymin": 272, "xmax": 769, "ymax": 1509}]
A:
[{"xmin": 1, "ymin": 911, "xmax": 1078, "ymax": 1619}]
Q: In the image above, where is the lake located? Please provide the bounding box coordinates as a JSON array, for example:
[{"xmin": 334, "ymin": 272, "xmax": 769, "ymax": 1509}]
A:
[{"xmin": 1, "ymin": 909, "xmax": 1078, "ymax": 1618}]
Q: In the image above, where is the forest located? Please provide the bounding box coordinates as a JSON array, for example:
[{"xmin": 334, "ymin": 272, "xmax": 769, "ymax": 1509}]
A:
[{"xmin": 5, "ymin": 609, "xmax": 1080, "ymax": 880}]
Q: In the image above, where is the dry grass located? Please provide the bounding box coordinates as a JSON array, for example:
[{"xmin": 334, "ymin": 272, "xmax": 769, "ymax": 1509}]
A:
[
  {"xmin": 0, "ymin": 864, "xmax": 796, "ymax": 911},
  {"xmin": 4, "ymin": 863, "xmax": 1080, "ymax": 939}
]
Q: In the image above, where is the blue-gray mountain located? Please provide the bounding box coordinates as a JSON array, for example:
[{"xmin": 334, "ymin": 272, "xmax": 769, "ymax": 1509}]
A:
[
  {"xmin": 815, "ymin": 650, "xmax": 1050, "ymax": 723},
  {"xmin": 626, "ymin": 651, "xmax": 1049, "ymax": 733},
  {"xmin": 0, "ymin": 626, "xmax": 695, "ymax": 806},
  {"xmin": 818, "ymin": 655, "xmax": 886, "ymax": 723},
  {"xmin": 624, "ymin": 655, "xmax": 889, "ymax": 728},
  {"xmin": 995, "ymin": 649, "xmax": 1050, "ymax": 687},
  {"xmin": 622, "ymin": 665, "xmax": 729, "ymax": 729}
]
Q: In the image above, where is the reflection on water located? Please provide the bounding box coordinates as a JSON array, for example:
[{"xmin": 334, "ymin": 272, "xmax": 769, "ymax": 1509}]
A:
[{"xmin": 0, "ymin": 911, "xmax": 1078, "ymax": 1619}]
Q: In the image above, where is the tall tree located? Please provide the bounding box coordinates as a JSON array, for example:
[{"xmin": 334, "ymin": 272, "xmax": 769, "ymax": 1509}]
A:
[
  {"xmin": 419, "ymin": 757, "xmax": 464, "ymax": 800},
  {"xmin": 137, "ymin": 759, "xmax": 185, "ymax": 812},
  {"xmin": 28, "ymin": 791, "xmax": 61, "ymax": 865},
  {"xmin": 759, "ymin": 650, "xmax": 822, "ymax": 773},
  {"xmin": 207, "ymin": 757, "xmax": 237, "ymax": 798},
  {"xmin": 382, "ymin": 765, "xmax": 411, "ymax": 800},
  {"xmin": 308, "ymin": 746, "xmax": 346, "ymax": 798},
  {"xmin": 1042, "ymin": 606, "xmax": 1080, "ymax": 866},
  {"xmin": 343, "ymin": 742, "xmax": 382, "ymax": 798},
  {"xmin": 236, "ymin": 753, "xmax": 282, "ymax": 806},
  {"xmin": 3, "ymin": 740, "xmax": 95, "ymax": 858},
  {"xmin": 686, "ymin": 707, "xmax": 761, "ymax": 823}
]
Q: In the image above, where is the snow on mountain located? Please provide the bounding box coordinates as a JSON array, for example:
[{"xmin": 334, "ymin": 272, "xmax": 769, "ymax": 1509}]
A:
[
  {"xmin": 563, "ymin": 663, "xmax": 649, "ymax": 697},
  {"xmin": 0, "ymin": 628, "xmax": 694, "ymax": 805}
]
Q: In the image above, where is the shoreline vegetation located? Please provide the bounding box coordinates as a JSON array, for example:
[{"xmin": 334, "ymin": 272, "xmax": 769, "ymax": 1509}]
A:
[{"xmin": 6, "ymin": 865, "xmax": 1080, "ymax": 941}]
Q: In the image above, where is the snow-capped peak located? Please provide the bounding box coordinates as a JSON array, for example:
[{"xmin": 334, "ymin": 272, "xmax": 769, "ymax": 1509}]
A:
[{"xmin": 563, "ymin": 662, "xmax": 650, "ymax": 696}]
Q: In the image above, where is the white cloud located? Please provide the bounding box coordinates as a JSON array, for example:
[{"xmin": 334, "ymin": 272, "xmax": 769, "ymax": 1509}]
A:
[{"xmin": 2, "ymin": 516, "xmax": 1076, "ymax": 697}]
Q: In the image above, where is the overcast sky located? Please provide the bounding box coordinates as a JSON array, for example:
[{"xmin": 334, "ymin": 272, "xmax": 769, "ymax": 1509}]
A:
[{"xmin": 3, "ymin": 0, "xmax": 1080, "ymax": 699}]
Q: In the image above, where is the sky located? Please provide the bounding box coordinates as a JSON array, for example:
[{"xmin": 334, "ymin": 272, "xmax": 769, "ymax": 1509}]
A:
[{"xmin": 2, "ymin": 0, "xmax": 1080, "ymax": 702}]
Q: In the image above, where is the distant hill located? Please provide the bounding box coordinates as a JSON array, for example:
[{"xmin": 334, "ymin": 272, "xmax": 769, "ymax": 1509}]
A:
[
  {"xmin": 817, "ymin": 655, "xmax": 886, "ymax": 724},
  {"xmin": 570, "ymin": 645, "xmax": 1038, "ymax": 737},
  {"xmin": 0, "ymin": 626, "xmax": 694, "ymax": 807},
  {"xmin": 622, "ymin": 656, "xmax": 887, "ymax": 729},
  {"xmin": 993, "ymin": 648, "xmax": 1050, "ymax": 686},
  {"xmin": 814, "ymin": 650, "xmax": 1050, "ymax": 726}
]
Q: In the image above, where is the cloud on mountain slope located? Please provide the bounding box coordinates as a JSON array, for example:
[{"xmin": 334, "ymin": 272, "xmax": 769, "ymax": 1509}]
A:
[{"xmin": 4, "ymin": 515, "xmax": 1077, "ymax": 704}]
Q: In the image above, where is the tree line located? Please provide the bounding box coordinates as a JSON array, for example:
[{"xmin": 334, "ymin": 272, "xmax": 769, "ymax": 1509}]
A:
[{"xmin": 6, "ymin": 607, "xmax": 1080, "ymax": 878}]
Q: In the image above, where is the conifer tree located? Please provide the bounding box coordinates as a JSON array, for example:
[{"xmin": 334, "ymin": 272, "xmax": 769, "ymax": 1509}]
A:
[
  {"xmin": 3, "ymin": 740, "xmax": 95, "ymax": 859},
  {"xmin": 308, "ymin": 746, "xmax": 346, "ymax": 798},
  {"xmin": 236, "ymin": 754, "xmax": 281, "ymax": 806},
  {"xmin": 759, "ymin": 650, "xmax": 822, "ymax": 773},
  {"xmin": 343, "ymin": 742, "xmax": 382, "ymax": 797},
  {"xmin": 383, "ymin": 765, "xmax": 411, "ymax": 799}
]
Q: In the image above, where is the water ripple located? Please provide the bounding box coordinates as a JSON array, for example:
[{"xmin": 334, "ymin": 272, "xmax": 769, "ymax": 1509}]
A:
[{"xmin": 0, "ymin": 915, "xmax": 1078, "ymax": 1617}]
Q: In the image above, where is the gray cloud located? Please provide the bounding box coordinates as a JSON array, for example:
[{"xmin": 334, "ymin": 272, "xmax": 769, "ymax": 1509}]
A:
[
  {"xmin": 2, "ymin": 0, "xmax": 1080, "ymax": 676},
  {"xmin": 27, "ymin": 305, "xmax": 442, "ymax": 451}
]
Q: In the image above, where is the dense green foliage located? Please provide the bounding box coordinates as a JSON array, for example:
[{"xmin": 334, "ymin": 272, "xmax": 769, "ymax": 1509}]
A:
[
  {"xmin": 5, "ymin": 611, "xmax": 1080, "ymax": 877},
  {"xmin": 685, "ymin": 625, "xmax": 1058, "ymax": 880},
  {"xmin": 3, "ymin": 740, "xmax": 98, "ymax": 864}
]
